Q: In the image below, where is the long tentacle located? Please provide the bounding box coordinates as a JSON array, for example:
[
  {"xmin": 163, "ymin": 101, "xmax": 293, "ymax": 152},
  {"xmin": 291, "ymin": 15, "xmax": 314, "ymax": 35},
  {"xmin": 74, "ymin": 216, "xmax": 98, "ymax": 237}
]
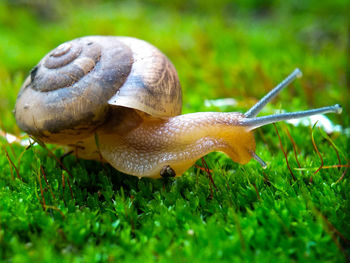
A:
[
  {"xmin": 242, "ymin": 104, "xmax": 342, "ymax": 131},
  {"xmin": 244, "ymin": 68, "xmax": 302, "ymax": 118}
]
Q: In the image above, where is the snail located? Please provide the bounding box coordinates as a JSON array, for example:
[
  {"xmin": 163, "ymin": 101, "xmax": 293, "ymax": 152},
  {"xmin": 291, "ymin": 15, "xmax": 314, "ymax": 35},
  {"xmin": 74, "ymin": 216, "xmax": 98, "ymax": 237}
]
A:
[{"xmin": 14, "ymin": 36, "xmax": 342, "ymax": 178}]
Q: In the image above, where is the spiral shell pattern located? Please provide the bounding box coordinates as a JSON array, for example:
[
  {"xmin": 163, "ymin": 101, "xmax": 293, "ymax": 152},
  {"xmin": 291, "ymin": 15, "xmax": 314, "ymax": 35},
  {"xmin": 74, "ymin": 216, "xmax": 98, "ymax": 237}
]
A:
[
  {"xmin": 15, "ymin": 36, "xmax": 134, "ymax": 143},
  {"xmin": 32, "ymin": 40, "xmax": 101, "ymax": 92}
]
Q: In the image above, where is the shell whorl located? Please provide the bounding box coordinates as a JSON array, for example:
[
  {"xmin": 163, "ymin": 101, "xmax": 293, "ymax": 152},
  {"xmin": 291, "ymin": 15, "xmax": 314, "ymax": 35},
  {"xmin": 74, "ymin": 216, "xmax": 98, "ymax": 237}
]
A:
[
  {"xmin": 15, "ymin": 36, "xmax": 134, "ymax": 143},
  {"xmin": 31, "ymin": 39, "xmax": 102, "ymax": 92},
  {"xmin": 108, "ymin": 37, "xmax": 182, "ymax": 117}
]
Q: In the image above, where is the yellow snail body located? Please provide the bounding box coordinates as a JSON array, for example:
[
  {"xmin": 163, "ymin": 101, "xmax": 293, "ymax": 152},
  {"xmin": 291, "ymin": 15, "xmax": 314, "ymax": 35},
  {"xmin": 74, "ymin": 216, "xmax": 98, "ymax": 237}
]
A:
[{"xmin": 15, "ymin": 36, "xmax": 342, "ymax": 178}]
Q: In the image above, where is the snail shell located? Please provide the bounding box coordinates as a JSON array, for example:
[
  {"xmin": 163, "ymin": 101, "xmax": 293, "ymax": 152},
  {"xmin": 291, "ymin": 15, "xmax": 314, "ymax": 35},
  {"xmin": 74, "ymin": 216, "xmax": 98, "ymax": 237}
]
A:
[{"xmin": 15, "ymin": 36, "xmax": 182, "ymax": 144}]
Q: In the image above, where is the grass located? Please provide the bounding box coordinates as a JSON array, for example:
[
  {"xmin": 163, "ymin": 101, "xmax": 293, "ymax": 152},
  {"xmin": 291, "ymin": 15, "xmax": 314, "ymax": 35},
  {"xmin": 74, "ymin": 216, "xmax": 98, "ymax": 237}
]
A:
[{"xmin": 0, "ymin": 0, "xmax": 349, "ymax": 262}]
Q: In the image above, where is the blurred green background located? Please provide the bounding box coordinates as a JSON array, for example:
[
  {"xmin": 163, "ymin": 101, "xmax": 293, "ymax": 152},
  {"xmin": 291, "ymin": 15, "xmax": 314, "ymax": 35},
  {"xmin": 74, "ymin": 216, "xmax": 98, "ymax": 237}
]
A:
[{"xmin": 0, "ymin": 0, "xmax": 349, "ymax": 262}]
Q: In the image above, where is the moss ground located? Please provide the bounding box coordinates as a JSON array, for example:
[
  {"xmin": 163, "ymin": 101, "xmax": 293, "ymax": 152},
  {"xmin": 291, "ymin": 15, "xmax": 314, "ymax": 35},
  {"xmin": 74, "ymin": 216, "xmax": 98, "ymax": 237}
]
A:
[{"xmin": 0, "ymin": 1, "xmax": 349, "ymax": 262}]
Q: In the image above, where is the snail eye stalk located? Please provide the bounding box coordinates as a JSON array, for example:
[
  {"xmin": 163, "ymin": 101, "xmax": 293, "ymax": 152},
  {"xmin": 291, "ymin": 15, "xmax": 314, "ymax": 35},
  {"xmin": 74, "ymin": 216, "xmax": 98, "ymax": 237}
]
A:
[
  {"xmin": 242, "ymin": 104, "xmax": 342, "ymax": 131},
  {"xmin": 244, "ymin": 68, "xmax": 302, "ymax": 118},
  {"xmin": 241, "ymin": 68, "xmax": 342, "ymax": 130}
]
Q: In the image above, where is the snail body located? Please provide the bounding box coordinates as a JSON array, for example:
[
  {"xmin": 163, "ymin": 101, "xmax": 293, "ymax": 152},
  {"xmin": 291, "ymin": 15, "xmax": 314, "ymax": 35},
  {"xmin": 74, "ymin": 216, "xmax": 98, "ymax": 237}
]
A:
[
  {"xmin": 15, "ymin": 36, "xmax": 342, "ymax": 178},
  {"xmin": 99, "ymin": 111, "xmax": 255, "ymax": 177}
]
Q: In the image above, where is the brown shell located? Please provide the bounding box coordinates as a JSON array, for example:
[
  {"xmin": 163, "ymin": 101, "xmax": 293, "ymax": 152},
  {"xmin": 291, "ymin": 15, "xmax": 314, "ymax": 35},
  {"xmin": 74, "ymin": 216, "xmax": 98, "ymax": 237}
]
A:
[
  {"xmin": 14, "ymin": 36, "xmax": 182, "ymax": 144},
  {"xmin": 108, "ymin": 37, "xmax": 182, "ymax": 117}
]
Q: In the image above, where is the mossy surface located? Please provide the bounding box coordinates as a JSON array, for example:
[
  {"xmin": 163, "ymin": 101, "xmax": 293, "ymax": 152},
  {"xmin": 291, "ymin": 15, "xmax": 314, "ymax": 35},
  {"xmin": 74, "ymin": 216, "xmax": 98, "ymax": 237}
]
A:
[{"xmin": 0, "ymin": 1, "xmax": 349, "ymax": 262}]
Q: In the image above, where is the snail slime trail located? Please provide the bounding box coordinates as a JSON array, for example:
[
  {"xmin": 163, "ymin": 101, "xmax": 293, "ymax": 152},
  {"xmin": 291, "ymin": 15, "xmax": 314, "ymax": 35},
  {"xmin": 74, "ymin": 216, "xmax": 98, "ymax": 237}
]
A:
[{"xmin": 14, "ymin": 36, "xmax": 342, "ymax": 178}]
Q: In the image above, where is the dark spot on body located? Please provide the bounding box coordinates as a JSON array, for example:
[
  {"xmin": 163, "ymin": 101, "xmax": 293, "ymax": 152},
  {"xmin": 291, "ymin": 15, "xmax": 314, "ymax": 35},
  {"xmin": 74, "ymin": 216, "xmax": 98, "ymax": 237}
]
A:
[{"xmin": 160, "ymin": 165, "xmax": 176, "ymax": 178}]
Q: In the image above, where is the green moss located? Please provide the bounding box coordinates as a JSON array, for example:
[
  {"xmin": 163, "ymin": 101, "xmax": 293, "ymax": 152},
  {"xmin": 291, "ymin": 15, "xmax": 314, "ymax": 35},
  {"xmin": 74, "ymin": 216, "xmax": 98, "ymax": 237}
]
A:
[{"xmin": 0, "ymin": 1, "xmax": 349, "ymax": 262}]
